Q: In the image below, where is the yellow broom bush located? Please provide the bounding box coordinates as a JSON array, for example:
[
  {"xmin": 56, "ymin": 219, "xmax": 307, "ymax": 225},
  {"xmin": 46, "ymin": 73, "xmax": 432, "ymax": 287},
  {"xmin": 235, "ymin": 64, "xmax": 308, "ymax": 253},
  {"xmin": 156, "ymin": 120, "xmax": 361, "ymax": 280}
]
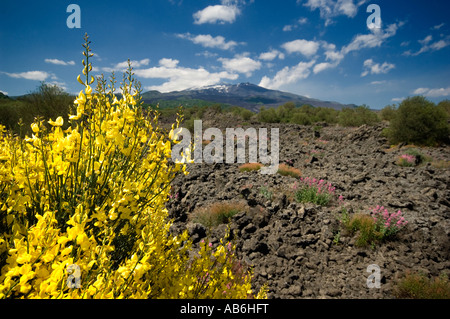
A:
[{"xmin": 0, "ymin": 34, "xmax": 266, "ymax": 299}]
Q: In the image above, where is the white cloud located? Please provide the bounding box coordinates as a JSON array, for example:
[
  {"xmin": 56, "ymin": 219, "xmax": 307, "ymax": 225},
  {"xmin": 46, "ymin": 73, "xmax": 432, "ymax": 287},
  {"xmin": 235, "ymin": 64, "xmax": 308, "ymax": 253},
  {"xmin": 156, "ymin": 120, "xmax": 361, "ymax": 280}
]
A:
[
  {"xmin": 119, "ymin": 58, "xmax": 150, "ymax": 69},
  {"xmin": 45, "ymin": 58, "xmax": 75, "ymax": 66},
  {"xmin": 0, "ymin": 90, "xmax": 8, "ymax": 95},
  {"xmin": 260, "ymin": 21, "xmax": 402, "ymax": 87},
  {"xmin": 158, "ymin": 58, "xmax": 179, "ymax": 68},
  {"xmin": 302, "ymin": 0, "xmax": 368, "ymax": 26},
  {"xmin": 370, "ymin": 80, "xmax": 386, "ymax": 85},
  {"xmin": 195, "ymin": 51, "xmax": 219, "ymax": 58},
  {"xmin": 102, "ymin": 59, "xmax": 150, "ymax": 72},
  {"xmin": 177, "ymin": 33, "xmax": 239, "ymax": 50},
  {"xmin": 281, "ymin": 39, "xmax": 320, "ymax": 57},
  {"xmin": 342, "ymin": 22, "xmax": 400, "ymax": 55},
  {"xmin": 219, "ymin": 55, "xmax": 261, "ymax": 77},
  {"xmin": 283, "ymin": 17, "xmax": 308, "ymax": 31},
  {"xmin": 430, "ymin": 40, "xmax": 450, "ymax": 50},
  {"xmin": 48, "ymin": 80, "xmax": 68, "ymax": 91},
  {"xmin": 259, "ymin": 60, "xmax": 315, "ymax": 89},
  {"xmin": 313, "ymin": 62, "xmax": 335, "ymax": 74},
  {"xmin": 193, "ymin": 4, "xmax": 240, "ymax": 24},
  {"xmin": 419, "ymin": 35, "xmax": 433, "ymax": 45},
  {"xmin": 403, "ymin": 34, "xmax": 450, "ymax": 56},
  {"xmin": 3, "ymin": 71, "xmax": 51, "ymax": 81},
  {"xmin": 258, "ymin": 49, "xmax": 285, "ymax": 61},
  {"xmin": 312, "ymin": 42, "xmax": 343, "ymax": 74},
  {"xmin": 134, "ymin": 59, "xmax": 238, "ymax": 92},
  {"xmin": 361, "ymin": 59, "xmax": 395, "ymax": 77},
  {"xmin": 413, "ymin": 87, "xmax": 450, "ymax": 97},
  {"xmin": 391, "ymin": 97, "xmax": 405, "ymax": 102},
  {"xmin": 432, "ymin": 23, "xmax": 445, "ymax": 30}
]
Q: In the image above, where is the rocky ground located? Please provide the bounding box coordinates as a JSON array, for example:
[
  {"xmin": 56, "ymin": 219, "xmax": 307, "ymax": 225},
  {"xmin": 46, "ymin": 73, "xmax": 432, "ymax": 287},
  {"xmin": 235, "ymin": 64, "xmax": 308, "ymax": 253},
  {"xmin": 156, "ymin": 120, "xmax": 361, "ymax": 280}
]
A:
[{"xmin": 163, "ymin": 110, "xmax": 450, "ymax": 299}]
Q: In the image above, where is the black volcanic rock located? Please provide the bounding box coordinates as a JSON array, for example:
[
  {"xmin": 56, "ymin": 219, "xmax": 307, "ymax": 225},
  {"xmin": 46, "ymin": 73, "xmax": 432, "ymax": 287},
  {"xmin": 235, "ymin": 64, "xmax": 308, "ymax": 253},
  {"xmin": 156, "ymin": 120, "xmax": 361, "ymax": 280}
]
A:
[{"xmin": 166, "ymin": 118, "xmax": 450, "ymax": 299}]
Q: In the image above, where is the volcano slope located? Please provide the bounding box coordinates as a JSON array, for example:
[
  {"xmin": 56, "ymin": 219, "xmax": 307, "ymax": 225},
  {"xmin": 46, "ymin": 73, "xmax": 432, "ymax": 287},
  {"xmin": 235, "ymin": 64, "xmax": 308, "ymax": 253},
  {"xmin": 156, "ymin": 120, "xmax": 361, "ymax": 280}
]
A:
[{"xmin": 165, "ymin": 114, "xmax": 450, "ymax": 299}]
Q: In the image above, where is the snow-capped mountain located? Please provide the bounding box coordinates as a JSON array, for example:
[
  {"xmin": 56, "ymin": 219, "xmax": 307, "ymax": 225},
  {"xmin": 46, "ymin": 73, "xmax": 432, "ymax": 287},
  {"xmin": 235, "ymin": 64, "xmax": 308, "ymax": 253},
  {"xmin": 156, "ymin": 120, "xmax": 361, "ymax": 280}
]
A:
[{"xmin": 141, "ymin": 83, "xmax": 356, "ymax": 112}]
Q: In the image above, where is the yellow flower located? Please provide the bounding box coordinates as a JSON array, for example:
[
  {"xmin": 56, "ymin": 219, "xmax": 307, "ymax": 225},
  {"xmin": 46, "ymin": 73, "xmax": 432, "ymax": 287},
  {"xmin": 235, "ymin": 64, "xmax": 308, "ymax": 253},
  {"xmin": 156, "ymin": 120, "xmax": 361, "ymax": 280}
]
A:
[
  {"xmin": 74, "ymin": 90, "xmax": 86, "ymax": 105},
  {"xmin": 48, "ymin": 116, "xmax": 64, "ymax": 127},
  {"xmin": 85, "ymin": 85, "xmax": 92, "ymax": 96},
  {"xmin": 31, "ymin": 123, "xmax": 39, "ymax": 133},
  {"xmin": 0, "ymin": 34, "xmax": 266, "ymax": 300}
]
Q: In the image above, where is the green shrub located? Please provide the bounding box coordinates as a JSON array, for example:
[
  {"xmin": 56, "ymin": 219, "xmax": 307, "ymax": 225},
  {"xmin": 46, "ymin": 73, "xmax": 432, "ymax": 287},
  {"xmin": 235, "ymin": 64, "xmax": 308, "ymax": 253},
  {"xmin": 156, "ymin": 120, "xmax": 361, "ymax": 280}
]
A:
[
  {"xmin": 386, "ymin": 96, "xmax": 449, "ymax": 145},
  {"xmin": 240, "ymin": 109, "xmax": 254, "ymax": 121},
  {"xmin": 291, "ymin": 112, "xmax": 312, "ymax": 125},
  {"xmin": 338, "ymin": 105, "xmax": 380, "ymax": 127},
  {"xmin": 0, "ymin": 83, "xmax": 74, "ymax": 136},
  {"xmin": 380, "ymin": 104, "xmax": 397, "ymax": 121},
  {"xmin": 437, "ymin": 100, "xmax": 450, "ymax": 120},
  {"xmin": 315, "ymin": 107, "xmax": 339, "ymax": 124},
  {"xmin": 257, "ymin": 106, "xmax": 280, "ymax": 123}
]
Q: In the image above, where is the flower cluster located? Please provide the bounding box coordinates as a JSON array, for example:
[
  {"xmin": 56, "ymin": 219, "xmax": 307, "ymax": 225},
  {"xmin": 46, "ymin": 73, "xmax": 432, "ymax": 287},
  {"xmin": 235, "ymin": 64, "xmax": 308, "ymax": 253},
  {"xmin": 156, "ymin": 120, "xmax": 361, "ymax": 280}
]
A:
[
  {"xmin": 370, "ymin": 205, "xmax": 408, "ymax": 237},
  {"xmin": 397, "ymin": 154, "xmax": 416, "ymax": 167},
  {"xmin": 0, "ymin": 34, "xmax": 265, "ymax": 299},
  {"xmin": 294, "ymin": 177, "xmax": 337, "ymax": 206}
]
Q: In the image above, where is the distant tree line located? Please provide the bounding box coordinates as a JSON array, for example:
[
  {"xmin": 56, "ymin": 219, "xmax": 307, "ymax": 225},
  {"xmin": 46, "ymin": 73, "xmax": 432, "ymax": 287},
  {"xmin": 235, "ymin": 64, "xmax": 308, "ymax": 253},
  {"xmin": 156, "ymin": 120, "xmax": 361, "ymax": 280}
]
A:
[
  {"xmin": 1, "ymin": 83, "xmax": 448, "ymax": 146},
  {"xmin": 0, "ymin": 83, "xmax": 74, "ymax": 136},
  {"xmin": 256, "ymin": 102, "xmax": 379, "ymax": 127}
]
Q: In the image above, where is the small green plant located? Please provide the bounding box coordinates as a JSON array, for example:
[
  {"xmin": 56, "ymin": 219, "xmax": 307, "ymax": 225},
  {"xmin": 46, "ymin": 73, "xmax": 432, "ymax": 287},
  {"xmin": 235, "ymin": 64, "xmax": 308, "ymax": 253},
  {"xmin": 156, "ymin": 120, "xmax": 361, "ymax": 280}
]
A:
[
  {"xmin": 332, "ymin": 231, "xmax": 341, "ymax": 245},
  {"xmin": 259, "ymin": 184, "xmax": 273, "ymax": 201},
  {"xmin": 344, "ymin": 214, "xmax": 381, "ymax": 247},
  {"xmin": 395, "ymin": 148, "xmax": 432, "ymax": 167},
  {"xmin": 393, "ymin": 271, "xmax": 450, "ymax": 299},
  {"xmin": 404, "ymin": 148, "xmax": 432, "ymax": 165},
  {"xmin": 339, "ymin": 206, "xmax": 408, "ymax": 247}
]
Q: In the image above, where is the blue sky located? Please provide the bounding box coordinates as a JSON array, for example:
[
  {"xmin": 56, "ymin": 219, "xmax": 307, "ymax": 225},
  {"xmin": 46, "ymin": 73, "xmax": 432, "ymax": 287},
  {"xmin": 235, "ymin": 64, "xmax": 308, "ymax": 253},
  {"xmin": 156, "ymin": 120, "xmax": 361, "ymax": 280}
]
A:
[{"xmin": 0, "ymin": 0, "xmax": 449, "ymax": 109}]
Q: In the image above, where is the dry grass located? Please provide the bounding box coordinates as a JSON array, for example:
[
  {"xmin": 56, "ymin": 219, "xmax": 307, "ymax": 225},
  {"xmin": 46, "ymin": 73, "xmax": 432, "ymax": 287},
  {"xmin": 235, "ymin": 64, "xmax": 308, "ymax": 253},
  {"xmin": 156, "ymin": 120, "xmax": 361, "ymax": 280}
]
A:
[
  {"xmin": 393, "ymin": 271, "xmax": 450, "ymax": 299},
  {"xmin": 191, "ymin": 201, "xmax": 249, "ymax": 228},
  {"xmin": 432, "ymin": 160, "xmax": 450, "ymax": 169},
  {"xmin": 277, "ymin": 163, "xmax": 301, "ymax": 178},
  {"xmin": 238, "ymin": 162, "xmax": 263, "ymax": 172},
  {"xmin": 342, "ymin": 213, "xmax": 382, "ymax": 247}
]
